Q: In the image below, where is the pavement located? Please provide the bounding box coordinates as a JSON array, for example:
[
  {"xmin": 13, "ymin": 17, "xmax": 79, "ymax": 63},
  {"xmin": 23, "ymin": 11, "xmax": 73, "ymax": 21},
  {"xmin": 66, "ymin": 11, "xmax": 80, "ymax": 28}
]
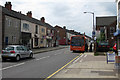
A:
[{"xmin": 53, "ymin": 52, "xmax": 119, "ymax": 80}]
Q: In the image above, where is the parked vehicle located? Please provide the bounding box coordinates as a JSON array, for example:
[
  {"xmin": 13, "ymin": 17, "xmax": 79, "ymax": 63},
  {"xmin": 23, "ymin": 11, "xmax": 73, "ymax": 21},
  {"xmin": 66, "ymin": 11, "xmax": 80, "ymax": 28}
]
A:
[
  {"xmin": 1, "ymin": 45, "xmax": 33, "ymax": 61},
  {"xmin": 97, "ymin": 41, "xmax": 110, "ymax": 52}
]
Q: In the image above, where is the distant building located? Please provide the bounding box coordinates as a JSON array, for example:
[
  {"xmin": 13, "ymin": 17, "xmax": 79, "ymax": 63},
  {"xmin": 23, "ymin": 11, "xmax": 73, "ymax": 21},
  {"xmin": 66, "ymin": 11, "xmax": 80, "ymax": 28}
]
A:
[
  {"xmin": 54, "ymin": 25, "xmax": 83, "ymax": 45},
  {"xmin": 66, "ymin": 30, "xmax": 75, "ymax": 44},
  {"xmin": 54, "ymin": 26, "xmax": 67, "ymax": 45},
  {"xmin": 96, "ymin": 16, "xmax": 117, "ymax": 47},
  {"xmin": 39, "ymin": 25, "xmax": 47, "ymax": 48},
  {"xmin": 40, "ymin": 17, "xmax": 56, "ymax": 47}
]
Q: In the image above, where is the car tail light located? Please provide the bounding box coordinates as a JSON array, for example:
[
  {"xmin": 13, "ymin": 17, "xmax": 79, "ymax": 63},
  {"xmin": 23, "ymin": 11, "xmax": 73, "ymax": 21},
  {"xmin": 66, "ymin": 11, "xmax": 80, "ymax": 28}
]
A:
[
  {"xmin": 99, "ymin": 46, "xmax": 101, "ymax": 47},
  {"xmin": 10, "ymin": 51, "xmax": 15, "ymax": 53},
  {"xmin": 107, "ymin": 46, "xmax": 110, "ymax": 47},
  {"xmin": 1, "ymin": 51, "xmax": 3, "ymax": 53}
]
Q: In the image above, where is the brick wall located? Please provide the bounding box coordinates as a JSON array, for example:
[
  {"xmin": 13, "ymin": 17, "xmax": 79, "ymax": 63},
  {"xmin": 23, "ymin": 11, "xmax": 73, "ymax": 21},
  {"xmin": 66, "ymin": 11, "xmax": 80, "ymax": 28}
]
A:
[{"xmin": 54, "ymin": 25, "xmax": 67, "ymax": 45}]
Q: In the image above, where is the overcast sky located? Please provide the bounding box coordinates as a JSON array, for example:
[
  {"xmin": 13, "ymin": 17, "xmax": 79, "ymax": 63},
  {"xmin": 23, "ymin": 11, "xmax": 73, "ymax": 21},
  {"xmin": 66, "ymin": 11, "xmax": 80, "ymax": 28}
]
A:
[{"xmin": 0, "ymin": 0, "xmax": 117, "ymax": 37}]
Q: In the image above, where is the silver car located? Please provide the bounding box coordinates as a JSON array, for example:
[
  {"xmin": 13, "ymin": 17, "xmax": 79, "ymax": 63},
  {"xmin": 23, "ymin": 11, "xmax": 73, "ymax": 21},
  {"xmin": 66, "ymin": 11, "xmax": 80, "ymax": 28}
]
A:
[{"xmin": 2, "ymin": 45, "xmax": 33, "ymax": 61}]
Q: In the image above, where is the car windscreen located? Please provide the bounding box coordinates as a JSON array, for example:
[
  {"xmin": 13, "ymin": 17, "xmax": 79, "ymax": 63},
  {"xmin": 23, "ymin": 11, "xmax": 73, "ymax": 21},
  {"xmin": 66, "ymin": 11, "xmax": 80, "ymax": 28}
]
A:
[
  {"xmin": 71, "ymin": 37, "xmax": 84, "ymax": 46},
  {"xmin": 5, "ymin": 46, "xmax": 14, "ymax": 51},
  {"xmin": 99, "ymin": 42, "xmax": 108, "ymax": 46}
]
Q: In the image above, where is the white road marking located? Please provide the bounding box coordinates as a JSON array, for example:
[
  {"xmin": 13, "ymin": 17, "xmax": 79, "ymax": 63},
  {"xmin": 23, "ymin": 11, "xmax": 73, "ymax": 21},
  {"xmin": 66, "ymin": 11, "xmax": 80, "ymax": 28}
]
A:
[
  {"xmin": 1, "ymin": 62, "xmax": 25, "ymax": 70},
  {"xmin": 36, "ymin": 59, "xmax": 40, "ymax": 61},
  {"xmin": 36, "ymin": 56, "xmax": 50, "ymax": 61},
  {"xmin": 54, "ymin": 53, "xmax": 62, "ymax": 55},
  {"xmin": 84, "ymin": 54, "xmax": 87, "ymax": 58},
  {"xmin": 80, "ymin": 59, "xmax": 83, "ymax": 62},
  {"xmin": 12, "ymin": 62, "xmax": 25, "ymax": 67},
  {"xmin": 65, "ymin": 69, "xmax": 69, "ymax": 73},
  {"xmin": 80, "ymin": 54, "xmax": 84, "ymax": 58},
  {"xmin": 73, "ymin": 56, "xmax": 81, "ymax": 63},
  {"xmin": 46, "ymin": 56, "xmax": 50, "ymax": 58}
]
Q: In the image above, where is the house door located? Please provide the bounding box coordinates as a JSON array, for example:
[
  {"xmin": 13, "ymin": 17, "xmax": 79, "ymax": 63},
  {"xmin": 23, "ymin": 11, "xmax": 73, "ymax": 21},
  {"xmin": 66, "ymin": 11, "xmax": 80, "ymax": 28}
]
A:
[{"xmin": 5, "ymin": 37, "xmax": 8, "ymax": 45}]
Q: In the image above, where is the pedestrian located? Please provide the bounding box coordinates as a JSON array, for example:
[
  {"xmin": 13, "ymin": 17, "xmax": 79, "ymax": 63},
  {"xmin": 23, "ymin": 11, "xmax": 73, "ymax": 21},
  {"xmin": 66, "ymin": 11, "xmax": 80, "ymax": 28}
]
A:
[
  {"xmin": 85, "ymin": 43, "xmax": 88, "ymax": 52},
  {"xmin": 89, "ymin": 43, "xmax": 92, "ymax": 52}
]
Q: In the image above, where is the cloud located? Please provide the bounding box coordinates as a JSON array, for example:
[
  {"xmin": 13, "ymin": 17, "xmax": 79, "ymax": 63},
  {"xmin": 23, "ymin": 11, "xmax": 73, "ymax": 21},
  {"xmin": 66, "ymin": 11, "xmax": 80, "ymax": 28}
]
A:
[{"xmin": 0, "ymin": 0, "xmax": 117, "ymax": 37}]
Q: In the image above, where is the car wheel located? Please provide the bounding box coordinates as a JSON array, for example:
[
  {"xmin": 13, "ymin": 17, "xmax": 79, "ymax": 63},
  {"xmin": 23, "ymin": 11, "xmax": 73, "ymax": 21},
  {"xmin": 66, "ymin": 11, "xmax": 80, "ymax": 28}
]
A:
[
  {"xmin": 29, "ymin": 53, "xmax": 33, "ymax": 58},
  {"xmin": 15, "ymin": 55, "xmax": 20, "ymax": 61},
  {"xmin": 2, "ymin": 57, "xmax": 6, "ymax": 62}
]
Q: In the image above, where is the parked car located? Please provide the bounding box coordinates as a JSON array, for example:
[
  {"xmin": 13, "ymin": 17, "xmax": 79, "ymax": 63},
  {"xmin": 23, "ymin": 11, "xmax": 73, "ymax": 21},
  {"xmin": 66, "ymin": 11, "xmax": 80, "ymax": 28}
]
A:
[
  {"xmin": 97, "ymin": 41, "xmax": 110, "ymax": 52},
  {"xmin": 1, "ymin": 45, "xmax": 33, "ymax": 61}
]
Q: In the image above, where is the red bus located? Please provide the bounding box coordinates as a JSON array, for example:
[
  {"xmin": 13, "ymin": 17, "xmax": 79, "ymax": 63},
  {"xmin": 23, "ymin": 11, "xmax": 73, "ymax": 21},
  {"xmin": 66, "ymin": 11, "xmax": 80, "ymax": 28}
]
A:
[{"xmin": 70, "ymin": 35, "xmax": 86, "ymax": 52}]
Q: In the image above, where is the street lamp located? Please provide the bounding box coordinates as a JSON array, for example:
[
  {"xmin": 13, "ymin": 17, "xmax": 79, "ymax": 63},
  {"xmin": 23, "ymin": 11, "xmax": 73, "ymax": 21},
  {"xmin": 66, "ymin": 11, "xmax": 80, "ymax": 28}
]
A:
[
  {"xmin": 84, "ymin": 11, "xmax": 96, "ymax": 53},
  {"xmin": 84, "ymin": 12, "xmax": 95, "ymax": 38}
]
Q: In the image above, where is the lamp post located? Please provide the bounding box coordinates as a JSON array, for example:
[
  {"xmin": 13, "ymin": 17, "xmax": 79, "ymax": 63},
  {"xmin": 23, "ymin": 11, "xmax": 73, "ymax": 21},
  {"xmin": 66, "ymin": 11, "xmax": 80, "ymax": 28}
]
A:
[
  {"xmin": 84, "ymin": 12, "xmax": 95, "ymax": 38},
  {"xmin": 84, "ymin": 11, "xmax": 95, "ymax": 53}
]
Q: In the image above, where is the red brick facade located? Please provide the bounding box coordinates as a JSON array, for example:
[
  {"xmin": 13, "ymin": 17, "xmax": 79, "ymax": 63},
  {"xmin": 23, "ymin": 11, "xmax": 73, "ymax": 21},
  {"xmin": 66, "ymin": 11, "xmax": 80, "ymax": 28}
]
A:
[{"xmin": 54, "ymin": 25, "xmax": 67, "ymax": 45}]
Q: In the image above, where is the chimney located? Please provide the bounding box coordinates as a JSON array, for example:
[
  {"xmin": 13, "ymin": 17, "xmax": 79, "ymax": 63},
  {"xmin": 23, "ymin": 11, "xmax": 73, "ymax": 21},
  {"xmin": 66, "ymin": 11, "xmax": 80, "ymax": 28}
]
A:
[
  {"xmin": 18, "ymin": 11, "xmax": 21, "ymax": 14},
  {"xmin": 27, "ymin": 11, "xmax": 32, "ymax": 18},
  {"xmin": 5, "ymin": 2, "xmax": 12, "ymax": 10},
  {"xmin": 41, "ymin": 17, "xmax": 45, "ymax": 23},
  {"xmin": 63, "ymin": 26, "xmax": 66, "ymax": 29}
]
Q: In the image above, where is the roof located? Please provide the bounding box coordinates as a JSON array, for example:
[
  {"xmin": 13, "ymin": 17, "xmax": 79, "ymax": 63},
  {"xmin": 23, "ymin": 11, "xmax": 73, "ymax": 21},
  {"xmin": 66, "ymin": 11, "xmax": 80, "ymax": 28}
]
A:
[
  {"xmin": 96, "ymin": 16, "xmax": 117, "ymax": 26},
  {"xmin": 2, "ymin": 6, "xmax": 53, "ymax": 29}
]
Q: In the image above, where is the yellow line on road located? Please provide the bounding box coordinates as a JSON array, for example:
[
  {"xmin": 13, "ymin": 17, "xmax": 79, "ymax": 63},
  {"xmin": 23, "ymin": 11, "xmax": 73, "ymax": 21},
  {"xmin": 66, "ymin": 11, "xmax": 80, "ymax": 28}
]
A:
[{"xmin": 44, "ymin": 53, "xmax": 83, "ymax": 80}]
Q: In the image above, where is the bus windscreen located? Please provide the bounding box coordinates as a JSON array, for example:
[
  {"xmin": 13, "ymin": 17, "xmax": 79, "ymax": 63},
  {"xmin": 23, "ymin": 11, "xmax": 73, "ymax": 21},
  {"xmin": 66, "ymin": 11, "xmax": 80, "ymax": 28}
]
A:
[{"xmin": 71, "ymin": 37, "xmax": 84, "ymax": 46}]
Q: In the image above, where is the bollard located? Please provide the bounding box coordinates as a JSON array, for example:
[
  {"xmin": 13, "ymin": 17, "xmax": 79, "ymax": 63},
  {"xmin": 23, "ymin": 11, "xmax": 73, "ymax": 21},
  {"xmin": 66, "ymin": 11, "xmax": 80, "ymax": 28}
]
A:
[{"xmin": 115, "ymin": 56, "xmax": 120, "ymax": 69}]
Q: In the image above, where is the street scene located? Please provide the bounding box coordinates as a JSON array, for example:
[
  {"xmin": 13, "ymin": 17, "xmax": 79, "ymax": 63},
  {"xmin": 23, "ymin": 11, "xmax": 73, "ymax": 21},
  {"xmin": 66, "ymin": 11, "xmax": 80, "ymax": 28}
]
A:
[{"xmin": 0, "ymin": 0, "xmax": 120, "ymax": 80}]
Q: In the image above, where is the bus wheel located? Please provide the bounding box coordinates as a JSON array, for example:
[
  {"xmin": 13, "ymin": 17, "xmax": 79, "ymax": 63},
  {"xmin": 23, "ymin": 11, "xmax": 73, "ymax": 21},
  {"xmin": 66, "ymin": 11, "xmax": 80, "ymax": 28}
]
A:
[{"xmin": 73, "ymin": 50, "xmax": 76, "ymax": 52}]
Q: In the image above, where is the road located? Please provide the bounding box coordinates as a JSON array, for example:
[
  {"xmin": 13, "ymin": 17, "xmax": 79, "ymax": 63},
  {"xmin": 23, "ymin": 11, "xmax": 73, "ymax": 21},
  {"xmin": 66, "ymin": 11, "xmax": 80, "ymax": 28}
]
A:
[{"xmin": 1, "ymin": 48, "xmax": 80, "ymax": 79}]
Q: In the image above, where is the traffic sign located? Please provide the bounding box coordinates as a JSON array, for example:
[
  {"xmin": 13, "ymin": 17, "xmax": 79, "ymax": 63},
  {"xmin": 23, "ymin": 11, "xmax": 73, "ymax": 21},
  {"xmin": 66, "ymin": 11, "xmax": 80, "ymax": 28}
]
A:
[{"xmin": 92, "ymin": 31, "xmax": 95, "ymax": 37}]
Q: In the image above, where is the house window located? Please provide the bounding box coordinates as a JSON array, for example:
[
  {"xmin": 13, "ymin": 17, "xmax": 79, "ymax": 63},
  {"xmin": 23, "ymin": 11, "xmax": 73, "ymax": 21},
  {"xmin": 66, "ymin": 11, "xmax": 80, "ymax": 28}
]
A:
[
  {"xmin": 47, "ymin": 30, "xmax": 50, "ymax": 34},
  {"xmin": 12, "ymin": 36, "xmax": 16, "ymax": 43},
  {"xmin": 5, "ymin": 37, "xmax": 8, "ymax": 45},
  {"xmin": 47, "ymin": 30, "xmax": 51, "ymax": 36},
  {"xmin": 23, "ymin": 23, "xmax": 29, "ymax": 31},
  {"xmin": 8, "ymin": 19, "xmax": 12, "ymax": 27},
  {"xmin": 52, "ymin": 30, "xmax": 54, "ymax": 34},
  {"xmin": 15, "ymin": 21, "xmax": 19, "ymax": 27},
  {"xmin": 41, "ymin": 40, "xmax": 43, "ymax": 44},
  {"xmin": 110, "ymin": 27, "xmax": 115, "ymax": 34},
  {"xmin": 41, "ymin": 28, "xmax": 45, "ymax": 33},
  {"xmin": 35, "ymin": 25, "xmax": 38, "ymax": 34}
]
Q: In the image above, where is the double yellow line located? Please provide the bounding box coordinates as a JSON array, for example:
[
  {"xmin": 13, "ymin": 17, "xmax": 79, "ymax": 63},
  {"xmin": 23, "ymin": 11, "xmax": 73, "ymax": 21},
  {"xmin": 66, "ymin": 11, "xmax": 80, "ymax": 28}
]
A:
[{"xmin": 44, "ymin": 53, "xmax": 83, "ymax": 80}]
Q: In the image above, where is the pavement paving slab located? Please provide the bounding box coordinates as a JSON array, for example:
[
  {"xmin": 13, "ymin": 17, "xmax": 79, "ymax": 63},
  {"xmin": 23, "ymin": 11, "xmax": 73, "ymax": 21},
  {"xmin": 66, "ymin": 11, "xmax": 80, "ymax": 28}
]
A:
[{"xmin": 53, "ymin": 52, "xmax": 119, "ymax": 79}]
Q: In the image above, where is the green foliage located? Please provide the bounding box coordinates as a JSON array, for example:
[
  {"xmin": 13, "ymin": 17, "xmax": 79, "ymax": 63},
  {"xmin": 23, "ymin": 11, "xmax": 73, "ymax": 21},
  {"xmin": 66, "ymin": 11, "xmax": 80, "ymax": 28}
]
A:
[{"xmin": 96, "ymin": 32, "xmax": 105, "ymax": 43}]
